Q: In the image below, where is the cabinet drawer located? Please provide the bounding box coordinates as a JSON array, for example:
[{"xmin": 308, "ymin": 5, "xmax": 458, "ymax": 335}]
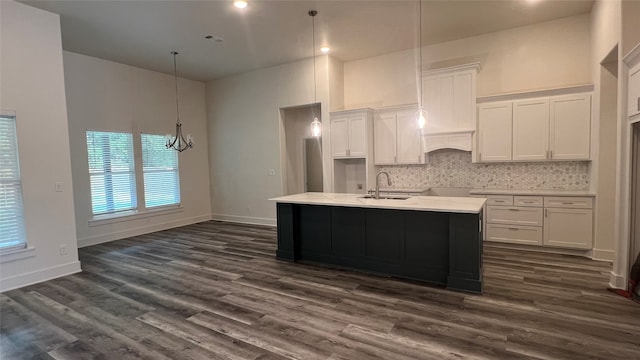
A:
[
  {"xmin": 514, "ymin": 196, "xmax": 543, "ymax": 207},
  {"xmin": 543, "ymin": 196, "xmax": 593, "ymax": 209},
  {"xmin": 486, "ymin": 195, "xmax": 513, "ymax": 206},
  {"xmin": 487, "ymin": 224, "xmax": 542, "ymax": 246},
  {"xmin": 487, "ymin": 206, "xmax": 543, "ymax": 226}
]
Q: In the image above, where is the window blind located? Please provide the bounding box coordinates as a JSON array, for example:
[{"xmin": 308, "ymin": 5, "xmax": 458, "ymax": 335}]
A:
[
  {"xmin": 0, "ymin": 114, "xmax": 26, "ymax": 250},
  {"xmin": 141, "ymin": 134, "xmax": 180, "ymax": 208},
  {"xmin": 86, "ymin": 131, "xmax": 136, "ymax": 215}
]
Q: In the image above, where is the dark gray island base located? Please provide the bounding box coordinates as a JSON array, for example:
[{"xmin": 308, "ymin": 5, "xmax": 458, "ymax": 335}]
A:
[{"xmin": 275, "ymin": 203, "xmax": 483, "ymax": 294}]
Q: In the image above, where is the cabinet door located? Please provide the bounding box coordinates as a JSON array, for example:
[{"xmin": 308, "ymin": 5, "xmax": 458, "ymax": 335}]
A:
[
  {"xmin": 513, "ymin": 98, "xmax": 549, "ymax": 161},
  {"xmin": 550, "ymin": 94, "xmax": 591, "ymax": 160},
  {"xmin": 348, "ymin": 115, "xmax": 367, "ymax": 157},
  {"xmin": 478, "ymin": 102, "xmax": 512, "ymax": 162},
  {"xmin": 629, "ymin": 63, "xmax": 640, "ymax": 118},
  {"xmin": 438, "ymin": 75, "xmax": 455, "ymax": 132},
  {"xmin": 543, "ymin": 208, "xmax": 593, "ymax": 249},
  {"xmin": 423, "ymin": 77, "xmax": 440, "ymax": 133},
  {"xmin": 374, "ymin": 112, "xmax": 397, "ymax": 164},
  {"xmin": 453, "ymin": 71, "xmax": 474, "ymax": 130},
  {"xmin": 396, "ymin": 110, "xmax": 422, "ymax": 164},
  {"xmin": 330, "ymin": 117, "xmax": 349, "ymax": 157}
]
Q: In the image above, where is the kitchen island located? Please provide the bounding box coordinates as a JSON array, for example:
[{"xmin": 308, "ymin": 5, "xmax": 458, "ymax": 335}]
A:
[{"xmin": 271, "ymin": 193, "xmax": 486, "ymax": 293}]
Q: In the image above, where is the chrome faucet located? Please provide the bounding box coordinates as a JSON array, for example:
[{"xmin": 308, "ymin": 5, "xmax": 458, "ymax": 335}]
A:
[{"xmin": 375, "ymin": 171, "xmax": 391, "ymax": 199}]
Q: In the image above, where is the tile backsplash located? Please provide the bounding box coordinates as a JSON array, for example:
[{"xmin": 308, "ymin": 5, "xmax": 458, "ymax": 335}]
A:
[{"xmin": 378, "ymin": 150, "xmax": 590, "ymax": 190}]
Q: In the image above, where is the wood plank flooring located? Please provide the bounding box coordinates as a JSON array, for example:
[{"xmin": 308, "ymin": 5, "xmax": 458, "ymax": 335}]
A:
[{"xmin": 2, "ymin": 220, "xmax": 639, "ymax": 359}]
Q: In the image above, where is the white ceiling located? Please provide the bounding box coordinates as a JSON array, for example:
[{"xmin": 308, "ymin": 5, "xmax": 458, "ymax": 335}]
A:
[{"xmin": 21, "ymin": 0, "xmax": 594, "ymax": 81}]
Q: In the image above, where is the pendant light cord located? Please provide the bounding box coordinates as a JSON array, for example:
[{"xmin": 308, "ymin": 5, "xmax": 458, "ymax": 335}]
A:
[
  {"xmin": 419, "ymin": 0, "xmax": 423, "ymax": 110},
  {"xmin": 312, "ymin": 11, "xmax": 317, "ymax": 104},
  {"xmin": 172, "ymin": 51, "xmax": 181, "ymax": 125}
]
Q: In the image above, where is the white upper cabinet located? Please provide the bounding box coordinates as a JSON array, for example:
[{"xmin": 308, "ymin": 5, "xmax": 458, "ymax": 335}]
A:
[
  {"xmin": 396, "ymin": 110, "xmax": 422, "ymax": 164},
  {"xmin": 373, "ymin": 112, "xmax": 396, "ymax": 164},
  {"xmin": 348, "ymin": 115, "xmax": 367, "ymax": 157},
  {"xmin": 330, "ymin": 116, "xmax": 349, "ymax": 157},
  {"xmin": 628, "ymin": 62, "xmax": 640, "ymax": 118},
  {"xmin": 477, "ymin": 91, "xmax": 592, "ymax": 162},
  {"xmin": 478, "ymin": 102, "xmax": 512, "ymax": 162},
  {"xmin": 512, "ymin": 98, "xmax": 549, "ymax": 161},
  {"xmin": 422, "ymin": 64, "xmax": 479, "ymax": 134},
  {"xmin": 550, "ymin": 94, "xmax": 591, "ymax": 160},
  {"xmin": 330, "ymin": 110, "xmax": 372, "ymax": 158},
  {"xmin": 373, "ymin": 107, "xmax": 422, "ymax": 165}
]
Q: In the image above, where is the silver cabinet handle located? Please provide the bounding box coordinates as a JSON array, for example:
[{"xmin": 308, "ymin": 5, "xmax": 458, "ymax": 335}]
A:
[
  {"xmin": 545, "ymin": 209, "xmax": 549, "ymax": 217},
  {"xmin": 508, "ymin": 208, "xmax": 520, "ymax": 211},
  {"xmin": 394, "ymin": 155, "xmax": 397, "ymax": 163},
  {"xmin": 508, "ymin": 228, "xmax": 519, "ymax": 231},
  {"xmin": 549, "ymin": 150, "xmax": 553, "ymax": 159},
  {"xmin": 479, "ymin": 152, "xmax": 482, "ymax": 162},
  {"xmin": 523, "ymin": 201, "xmax": 535, "ymax": 204},
  {"xmin": 562, "ymin": 202, "xmax": 573, "ymax": 205}
]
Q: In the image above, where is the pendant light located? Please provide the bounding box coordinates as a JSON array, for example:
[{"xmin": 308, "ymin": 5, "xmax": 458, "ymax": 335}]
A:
[
  {"xmin": 309, "ymin": 10, "xmax": 322, "ymax": 137},
  {"xmin": 417, "ymin": 0, "xmax": 428, "ymax": 129},
  {"xmin": 166, "ymin": 51, "xmax": 193, "ymax": 152}
]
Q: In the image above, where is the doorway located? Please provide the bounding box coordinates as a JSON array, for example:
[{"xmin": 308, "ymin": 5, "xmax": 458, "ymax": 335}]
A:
[
  {"xmin": 630, "ymin": 122, "xmax": 640, "ymax": 272},
  {"xmin": 280, "ymin": 104, "xmax": 323, "ymax": 195},
  {"xmin": 304, "ymin": 138, "xmax": 323, "ymax": 192}
]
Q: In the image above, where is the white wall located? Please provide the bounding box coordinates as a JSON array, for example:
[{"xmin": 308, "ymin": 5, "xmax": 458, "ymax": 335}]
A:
[
  {"xmin": 0, "ymin": 1, "xmax": 81, "ymax": 291},
  {"xmin": 63, "ymin": 52, "xmax": 212, "ymax": 247},
  {"xmin": 622, "ymin": 0, "xmax": 640, "ymax": 57},
  {"xmin": 590, "ymin": 0, "xmax": 621, "ymax": 265},
  {"xmin": 206, "ymin": 56, "xmax": 331, "ymax": 225},
  {"xmin": 344, "ymin": 14, "xmax": 591, "ymax": 108}
]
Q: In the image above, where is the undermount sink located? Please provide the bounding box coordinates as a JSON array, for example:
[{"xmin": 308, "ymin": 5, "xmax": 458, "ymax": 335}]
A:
[{"xmin": 361, "ymin": 195, "xmax": 410, "ymax": 200}]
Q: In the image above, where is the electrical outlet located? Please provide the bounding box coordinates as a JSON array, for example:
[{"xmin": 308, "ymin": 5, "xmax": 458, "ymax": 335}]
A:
[
  {"xmin": 268, "ymin": 169, "xmax": 275, "ymax": 176},
  {"xmin": 59, "ymin": 244, "xmax": 68, "ymax": 256},
  {"xmin": 55, "ymin": 182, "xmax": 63, "ymax": 192}
]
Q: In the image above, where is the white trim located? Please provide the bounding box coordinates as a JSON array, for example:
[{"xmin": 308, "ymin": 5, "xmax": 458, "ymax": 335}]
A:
[
  {"xmin": 89, "ymin": 205, "xmax": 183, "ymax": 227},
  {"xmin": 422, "ymin": 62, "xmax": 482, "ymax": 76},
  {"xmin": 623, "ymin": 42, "xmax": 640, "ymax": 66},
  {"xmin": 0, "ymin": 261, "xmax": 81, "ymax": 292},
  {"xmin": 592, "ymin": 248, "xmax": 615, "ymax": 262},
  {"xmin": 0, "ymin": 246, "xmax": 36, "ymax": 263},
  {"xmin": 477, "ymin": 84, "xmax": 594, "ymax": 104},
  {"xmin": 211, "ymin": 213, "xmax": 276, "ymax": 227},
  {"xmin": 609, "ymin": 271, "xmax": 627, "ymax": 289},
  {"xmin": 329, "ymin": 108, "xmax": 374, "ymax": 116},
  {"xmin": 79, "ymin": 214, "xmax": 211, "ymax": 248}
]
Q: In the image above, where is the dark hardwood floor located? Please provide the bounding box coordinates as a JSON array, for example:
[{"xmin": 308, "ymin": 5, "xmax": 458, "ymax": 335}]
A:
[{"xmin": 2, "ymin": 220, "xmax": 639, "ymax": 359}]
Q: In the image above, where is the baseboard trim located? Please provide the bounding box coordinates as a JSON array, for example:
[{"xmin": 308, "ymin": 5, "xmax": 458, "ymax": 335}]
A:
[
  {"xmin": 592, "ymin": 248, "xmax": 615, "ymax": 262},
  {"xmin": 78, "ymin": 214, "xmax": 212, "ymax": 248},
  {"xmin": 609, "ymin": 271, "xmax": 627, "ymax": 290},
  {"xmin": 0, "ymin": 261, "xmax": 81, "ymax": 292},
  {"xmin": 484, "ymin": 241, "xmax": 593, "ymax": 259},
  {"xmin": 211, "ymin": 214, "xmax": 276, "ymax": 227}
]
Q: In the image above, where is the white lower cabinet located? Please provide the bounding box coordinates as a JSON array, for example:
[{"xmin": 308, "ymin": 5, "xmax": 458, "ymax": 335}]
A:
[
  {"xmin": 484, "ymin": 194, "xmax": 594, "ymax": 250},
  {"xmin": 543, "ymin": 206, "xmax": 593, "ymax": 250},
  {"xmin": 487, "ymin": 224, "xmax": 542, "ymax": 246}
]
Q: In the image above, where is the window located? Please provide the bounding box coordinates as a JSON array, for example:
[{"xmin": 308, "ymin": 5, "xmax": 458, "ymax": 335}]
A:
[
  {"xmin": 0, "ymin": 113, "xmax": 26, "ymax": 250},
  {"xmin": 141, "ymin": 134, "xmax": 180, "ymax": 208},
  {"xmin": 86, "ymin": 131, "xmax": 136, "ymax": 215}
]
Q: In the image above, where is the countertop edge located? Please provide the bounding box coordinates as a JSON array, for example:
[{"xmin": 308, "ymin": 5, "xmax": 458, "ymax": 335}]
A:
[{"xmin": 469, "ymin": 189, "xmax": 596, "ymax": 197}]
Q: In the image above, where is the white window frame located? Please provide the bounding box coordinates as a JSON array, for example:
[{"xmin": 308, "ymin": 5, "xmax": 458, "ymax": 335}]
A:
[{"xmin": 0, "ymin": 111, "xmax": 28, "ymax": 254}]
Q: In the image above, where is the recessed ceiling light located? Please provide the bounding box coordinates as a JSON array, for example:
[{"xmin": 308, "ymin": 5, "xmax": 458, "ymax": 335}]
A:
[
  {"xmin": 234, "ymin": 0, "xmax": 247, "ymax": 9},
  {"xmin": 320, "ymin": 47, "xmax": 330, "ymax": 53},
  {"xmin": 205, "ymin": 35, "xmax": 225, "ymax": 43}
]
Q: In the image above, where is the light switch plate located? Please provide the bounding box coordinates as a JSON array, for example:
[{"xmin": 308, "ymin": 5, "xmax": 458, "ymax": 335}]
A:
[{"xmin": 55, "ymin": 182, "xmax": 63, "ymax": 192}]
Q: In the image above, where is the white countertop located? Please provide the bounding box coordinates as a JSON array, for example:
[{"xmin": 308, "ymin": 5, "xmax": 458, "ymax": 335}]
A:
[
  {"xmin": 469, "ymin": 188, "xmax": 595, "ymax": 197},
  {"xmin": 270, "ymin": 192, "xmax": 486, "ymax": 214}
]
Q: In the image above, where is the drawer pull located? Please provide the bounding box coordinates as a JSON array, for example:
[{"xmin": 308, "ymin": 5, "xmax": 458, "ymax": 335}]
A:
[
  {"xmin": 508, "ymin": 208, "xmax": 520, "ymax": 211},
  {"xmin": 523, "ymin": 201, "xmax": 535, "ymax": 204},
  {"xmin": 494, "ymin": 200, "xmax": 505, "ymax": 203},
  {"xmin": 508, "ymin": 228, "xmax": 519, "ymax": 231},
  {"xmin": 561, "ymin": 202, "xmax": 574, "ymax": 205}
]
